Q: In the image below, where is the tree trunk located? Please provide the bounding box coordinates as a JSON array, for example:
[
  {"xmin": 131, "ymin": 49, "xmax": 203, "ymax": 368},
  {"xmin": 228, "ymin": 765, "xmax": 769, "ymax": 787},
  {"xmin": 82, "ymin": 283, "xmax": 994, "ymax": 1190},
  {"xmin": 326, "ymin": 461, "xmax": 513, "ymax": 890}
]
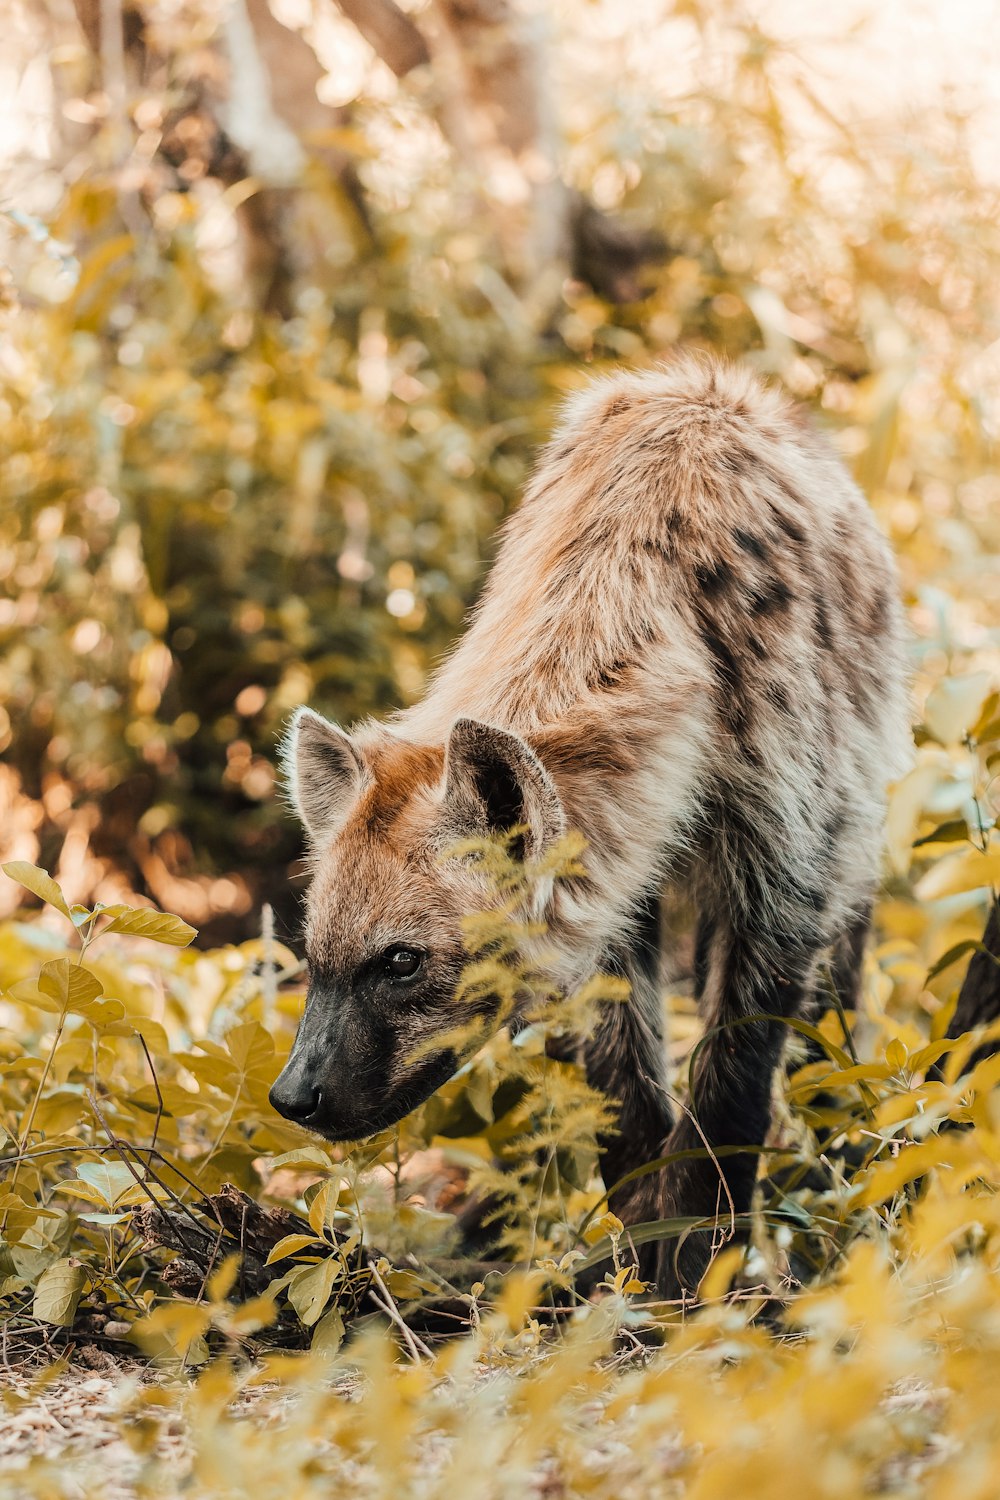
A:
[{"xmin": 334, "ymin": 0, "xmax": 667, "ymax": 307}]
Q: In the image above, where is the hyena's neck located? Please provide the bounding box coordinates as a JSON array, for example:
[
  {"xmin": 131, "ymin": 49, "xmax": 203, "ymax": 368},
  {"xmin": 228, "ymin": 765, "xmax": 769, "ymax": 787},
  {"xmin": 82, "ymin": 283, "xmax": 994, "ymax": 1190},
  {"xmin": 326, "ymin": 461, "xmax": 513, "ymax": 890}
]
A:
[
  {"xmin": 529, "ymin": 701, "xmax": 708, "ymax": 960},
  {"xmin": 400, "ymin": 686, "xmax": 710, "ymax": 964},
  {"xmin": 395, "ymin": 574, "xmax": 713, "ymax": 956}
]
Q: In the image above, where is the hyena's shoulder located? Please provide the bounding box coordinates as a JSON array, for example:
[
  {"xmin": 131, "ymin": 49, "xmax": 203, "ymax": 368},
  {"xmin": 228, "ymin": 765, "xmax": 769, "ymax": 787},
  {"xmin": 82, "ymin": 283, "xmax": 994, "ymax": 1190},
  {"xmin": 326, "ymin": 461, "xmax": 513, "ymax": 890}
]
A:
[
  {"xmin": 520, "ymin": 352, "xmax": 907, "ymax": 761},
  {"xmin": 525, "ymin": 352, "xmax": 897, "ymax": 606},
  {"xmin": 541, "ymin": 353, "xmax": 860, "ymax": 532}
]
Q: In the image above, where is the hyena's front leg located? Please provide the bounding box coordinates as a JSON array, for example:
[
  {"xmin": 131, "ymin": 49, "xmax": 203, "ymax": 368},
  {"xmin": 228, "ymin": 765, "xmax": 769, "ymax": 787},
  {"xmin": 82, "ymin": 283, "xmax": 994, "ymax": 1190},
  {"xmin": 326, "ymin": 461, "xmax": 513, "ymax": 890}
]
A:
[{"xmin": 582, "ymin": 890, "xmax": 675, "ymax": 1227}]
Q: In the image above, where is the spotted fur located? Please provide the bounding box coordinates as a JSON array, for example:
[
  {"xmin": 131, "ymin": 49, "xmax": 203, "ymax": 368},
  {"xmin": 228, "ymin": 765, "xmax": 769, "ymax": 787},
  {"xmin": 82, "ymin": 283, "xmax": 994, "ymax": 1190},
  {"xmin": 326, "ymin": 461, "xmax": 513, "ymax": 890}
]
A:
[{"xmin": 271, "ymin": 353, "xmax": 911, "ymax": 1297}]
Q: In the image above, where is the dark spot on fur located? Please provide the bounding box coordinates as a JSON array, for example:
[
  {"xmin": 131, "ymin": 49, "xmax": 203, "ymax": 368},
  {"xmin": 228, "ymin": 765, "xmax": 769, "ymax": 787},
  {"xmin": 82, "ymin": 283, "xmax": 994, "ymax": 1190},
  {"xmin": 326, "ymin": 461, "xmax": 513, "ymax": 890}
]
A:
[
  {"xmin": 868, "ymin": 585, "xmax": 890, "ymax": 632},
  {"xmin": 605, "ymin": 396, "xmax": 631, "ymax": 419},
  {"xmin": 591, "ymin": 658, "xmax": 629, "ymax": 691},
  {"xmin": 695, "ymin": 558, "xmax": 734, "ymax": 596},
  {"xmin": 823, "ymin": 809, "xmax": 847, "ymax": 850},
  {"xmin": 642, "ymin": 536, "xmax": 675, "ymax": 565},
  {"xmin": 766, "ymin": 682, "xmax": 792, "ymax": 715},
  {"xmin": 734, "ymin": 528, "xmax": 769, "ymax": 561},
  {"xmin": 750, "ymin": 577, "xmax": 794, "ymax": 615},
  {"xmin": 814, "ymin": 599, "xmax": 835, "ymax": 652},
  {"xmin": 772, "ymin": 510, "xmax": 808, "ymax": 548},
  {"xmin": 697, "ymin": 618, "xmax": 762, "ymax": 762},
  {"xmin": 802, "ymin": 886, "xmax": 827, "ymax": 914},
  {"xmin": 700, "ymin": 621, "xmax": 742, "ymax": 695}
]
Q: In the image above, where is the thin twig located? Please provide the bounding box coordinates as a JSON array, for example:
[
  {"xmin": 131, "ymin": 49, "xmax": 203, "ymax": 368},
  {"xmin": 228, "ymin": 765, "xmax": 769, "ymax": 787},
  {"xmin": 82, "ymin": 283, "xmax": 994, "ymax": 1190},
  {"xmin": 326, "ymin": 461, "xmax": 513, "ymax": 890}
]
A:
[
  {"xmin": 366, "ymin": 1258, "xmax": 433, "ymax": 1363},
  {"xmin": 137, "ymin": 1033, "xmax": 164, "ymax": 1155}
]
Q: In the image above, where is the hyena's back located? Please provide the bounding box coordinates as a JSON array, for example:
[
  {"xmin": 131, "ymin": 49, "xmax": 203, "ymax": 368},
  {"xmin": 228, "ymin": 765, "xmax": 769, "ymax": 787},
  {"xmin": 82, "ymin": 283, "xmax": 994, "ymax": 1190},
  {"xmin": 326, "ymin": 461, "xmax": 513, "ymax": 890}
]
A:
[{"xmin": 402, "ymin": 354, "xmax": 910, "ymax": 953}]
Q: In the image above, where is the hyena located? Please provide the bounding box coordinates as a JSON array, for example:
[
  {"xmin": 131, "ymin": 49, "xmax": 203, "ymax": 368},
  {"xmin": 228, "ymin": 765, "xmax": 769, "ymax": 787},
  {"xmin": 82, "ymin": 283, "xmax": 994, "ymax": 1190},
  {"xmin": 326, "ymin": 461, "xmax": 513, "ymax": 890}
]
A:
[{"xmin": 269, "ymin": 354, "xmax": 911, "ymax": 1296}]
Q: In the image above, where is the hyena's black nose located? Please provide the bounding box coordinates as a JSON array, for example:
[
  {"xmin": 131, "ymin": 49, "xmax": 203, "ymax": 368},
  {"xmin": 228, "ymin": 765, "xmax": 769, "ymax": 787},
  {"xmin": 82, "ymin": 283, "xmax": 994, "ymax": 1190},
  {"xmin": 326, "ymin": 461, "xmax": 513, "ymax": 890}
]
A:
[{"xmin": 269, "ymin": 1074, "xmax": 321, "ymax": 1125}]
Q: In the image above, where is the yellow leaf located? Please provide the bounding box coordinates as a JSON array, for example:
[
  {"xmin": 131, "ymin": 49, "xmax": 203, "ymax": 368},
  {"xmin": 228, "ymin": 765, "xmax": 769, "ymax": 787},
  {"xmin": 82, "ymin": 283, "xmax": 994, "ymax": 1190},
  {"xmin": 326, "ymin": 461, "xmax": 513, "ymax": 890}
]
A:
[
  {"xmin": 227, "ymin": 1295, "xmax": 278, "ymax": 1334},
  {"xmin": 884, "ymin": 764, "xmax": 946, "ymax": 875},
  {"xmin": 265, "ymin": 1233, "xmax": 321, "ymax": 1266},
  {"xmin": 76, "ymin": 1160, "xmax": 136, "ymax": 1209},
  {"xmin": 583, "ymin": 1211, "xmax": 624, "ymax": 1246},
  {"xmin": 915, "ymin": 847, "xmax": 1000, "ymax": 901},
  {"xmin": 307, "ymin": 1180, "xmax": 341, "ymax": 1239},
  {"xmin": 495, "ymin": 1269, "xmax": 545, "ymax": 1333},
  {"xmin": 288, "ymin": 1257, "xmax": 340, "ymax": 1326},
  {"xmin": 208, "ymin": 1254, "xmax": 240, "ymax": 1303},
  {"xmin": 36, "ymin": 958, "xmax": 103, "ymax": 1016},
  {"xmin": 311, "ymin": 1306, "xmax": 345, "ymax": 1357},
  {"xmin": 265, "ymin": 1147, "xmax": 335, "ymax": 1173},
  {"xmin": 923, "ymin": 672, "xmax": 994, "ymax": 746},
  {"xmin": 137, "ymin": 1302, "xmax": 213, "ymax": 1353},
  {"xmin": 32, "ymin": 1259, "xmax": 85, "ymax": 1326},
  {"xmin": 100, "ymin": 908, "xmax": 196, "ymax": 947},
  {"xmin": 855, "ymin": 1139, "xmax": 950, "ymax": 1206},
  {"xmin": 698, "ymin": 1245, "xmax": 744, "ymax": 1301},
  {"xmin": 885, "ymin": 1037, "xmax": 908, "ymax": 1072},
  {"xmin": 2, "ymin": 862, "xmax": 72, "ymax": 920}
]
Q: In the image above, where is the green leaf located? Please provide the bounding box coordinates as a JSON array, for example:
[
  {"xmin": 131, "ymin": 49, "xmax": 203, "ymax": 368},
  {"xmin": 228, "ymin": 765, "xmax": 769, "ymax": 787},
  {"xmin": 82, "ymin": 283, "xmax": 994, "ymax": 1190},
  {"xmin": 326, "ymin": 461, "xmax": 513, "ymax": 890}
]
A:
[
  {"xmin": 32, "ymin": 1258, "xmax": 86, "ymax": 1326},
  {"xmin": 100, "ymin": 908, "xmax": 197, "ymax": 947},
  {"xmin": 1, "ymin": 863, "xmax": 72, "ymax": 920}
]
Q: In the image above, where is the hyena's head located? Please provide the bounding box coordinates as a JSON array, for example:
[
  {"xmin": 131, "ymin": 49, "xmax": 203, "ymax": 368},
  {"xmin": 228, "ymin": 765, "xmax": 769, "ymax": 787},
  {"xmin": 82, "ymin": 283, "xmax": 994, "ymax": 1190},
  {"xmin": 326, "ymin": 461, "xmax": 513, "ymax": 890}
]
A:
[{"xmin": 268, "ymin": 708, "xmax": 565, "ymax": 1141}]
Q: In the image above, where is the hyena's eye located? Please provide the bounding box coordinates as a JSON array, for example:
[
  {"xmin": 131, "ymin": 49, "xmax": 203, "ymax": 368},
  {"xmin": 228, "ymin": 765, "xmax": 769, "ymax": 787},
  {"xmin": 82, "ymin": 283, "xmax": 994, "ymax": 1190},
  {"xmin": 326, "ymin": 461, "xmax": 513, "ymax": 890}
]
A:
[{"xmin": 383, "ymin": 946, "xmax": 424, "ymax": 981}]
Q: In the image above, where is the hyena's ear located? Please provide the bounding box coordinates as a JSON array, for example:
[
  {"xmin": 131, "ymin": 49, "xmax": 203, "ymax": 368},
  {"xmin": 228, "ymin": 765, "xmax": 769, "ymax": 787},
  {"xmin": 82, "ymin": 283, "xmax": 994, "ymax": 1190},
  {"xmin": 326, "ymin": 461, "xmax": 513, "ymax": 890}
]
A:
[
  {"xmin": 443, "ymin": 718, "xmax": 565, "ymax": 859},
  {"xmin": 282, "ymin": 708, "xmax": 368, "ymax": 845}
]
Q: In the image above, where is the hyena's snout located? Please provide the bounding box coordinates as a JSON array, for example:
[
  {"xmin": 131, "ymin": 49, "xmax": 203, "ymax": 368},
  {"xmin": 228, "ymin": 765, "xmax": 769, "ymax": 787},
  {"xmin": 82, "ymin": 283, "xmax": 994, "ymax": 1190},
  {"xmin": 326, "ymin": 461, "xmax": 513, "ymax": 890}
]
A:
[
  {"xmin": 269, "ymin": 979, "xmax": 462, "ymax": 1142},
  {"xmin": 268, "ymin": 982, "xmax": 412, "ymax": 1142},
  {"xmin": 268, "ymin": 1055, "xmax": 322, "ymax": 1126},
  {"xmin": 268, "ymin": 983, "xmax": 346, "ymax": 1132}
]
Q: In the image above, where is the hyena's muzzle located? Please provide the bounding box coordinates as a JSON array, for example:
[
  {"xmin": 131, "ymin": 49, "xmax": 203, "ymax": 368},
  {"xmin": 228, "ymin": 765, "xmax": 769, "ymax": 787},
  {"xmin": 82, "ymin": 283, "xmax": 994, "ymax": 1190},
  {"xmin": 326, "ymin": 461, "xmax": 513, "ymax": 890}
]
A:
[{"xmin": 268, "ymin": 974, "xmax": 464, "ymax": 1141}]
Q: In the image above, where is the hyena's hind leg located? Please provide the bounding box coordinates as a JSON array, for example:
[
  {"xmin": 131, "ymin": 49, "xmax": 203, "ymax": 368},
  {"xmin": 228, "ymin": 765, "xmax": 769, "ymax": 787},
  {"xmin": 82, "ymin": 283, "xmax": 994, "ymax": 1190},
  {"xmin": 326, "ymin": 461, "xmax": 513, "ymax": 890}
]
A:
[
  {"xmin": 644, "ymin": 810, "xmax": 836, "ymax": 1299},
  {"xmin": 793, "ymin": 902, "xmax": 872, "ymax": 1070},
  {"xmin": 582, "ymin": 889, "xmax": 675, "ymax": 1220},
  {"xmin": 825, "ymin": 903, "xmax": 872, "ymax": 1015},
  {"xmin": 775, "ymin": 902, "xmax": 874, "ymax": 1199}
]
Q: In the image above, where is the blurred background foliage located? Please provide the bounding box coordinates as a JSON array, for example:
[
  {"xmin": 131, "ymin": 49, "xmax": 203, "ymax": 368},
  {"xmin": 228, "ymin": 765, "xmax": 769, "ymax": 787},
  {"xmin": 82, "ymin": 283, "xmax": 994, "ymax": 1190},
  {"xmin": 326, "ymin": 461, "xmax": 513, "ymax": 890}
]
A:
[{"xmin": 1, "ymin": 0, "xmax": 999, "ymax": 953}]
